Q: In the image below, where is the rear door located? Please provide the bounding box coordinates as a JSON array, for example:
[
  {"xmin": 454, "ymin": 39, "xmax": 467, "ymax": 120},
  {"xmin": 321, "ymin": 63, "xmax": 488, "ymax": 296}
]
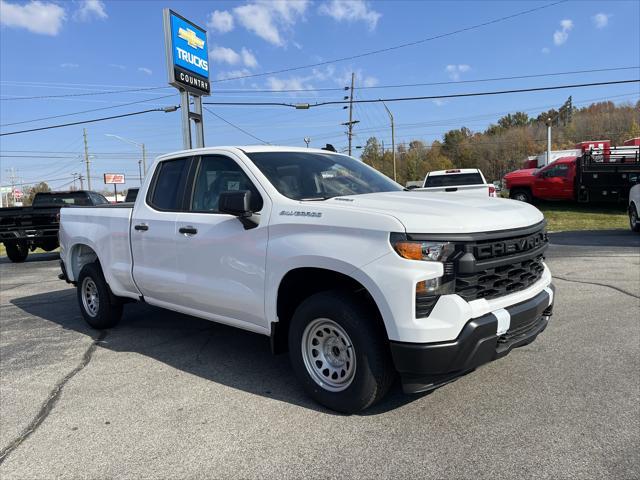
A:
[
  {"xmin": 131, "ymin": 156, "xmax": 192, "ymax": 305},
  {"xmin": 172, "ymin": 153, "xmax": 271, "ymax": 331}
]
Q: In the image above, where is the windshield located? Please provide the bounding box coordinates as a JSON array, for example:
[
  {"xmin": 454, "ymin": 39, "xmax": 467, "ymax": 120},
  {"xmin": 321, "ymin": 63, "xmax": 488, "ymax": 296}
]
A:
[
  {"xmin": 246, "ymin": 151, "xmax": 402, "ymax": 200},
  {"xmin": 424, "ymin": 173, "xmax": 483, "ymax": 187}
]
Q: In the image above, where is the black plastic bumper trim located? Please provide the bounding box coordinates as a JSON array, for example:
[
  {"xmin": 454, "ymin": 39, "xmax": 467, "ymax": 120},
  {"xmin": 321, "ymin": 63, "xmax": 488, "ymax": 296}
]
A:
[{"xmin": 390, "ymin": 286, "xmax": 554, "ymax": 394}]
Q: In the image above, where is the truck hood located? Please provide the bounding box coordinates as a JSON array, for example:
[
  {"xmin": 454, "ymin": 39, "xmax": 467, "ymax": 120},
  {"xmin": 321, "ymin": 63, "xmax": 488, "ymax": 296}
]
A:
[
  {"xmin": 325, "ymin": 191, "xmax": 544, "ymax": 233},
  {"xmin": 504, "ymin": 168, "xmax": 538, "ymax": 179}
]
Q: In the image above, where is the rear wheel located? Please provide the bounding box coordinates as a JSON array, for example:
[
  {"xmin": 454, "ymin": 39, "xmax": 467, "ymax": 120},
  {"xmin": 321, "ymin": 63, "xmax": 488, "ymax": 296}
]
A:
[
  {"xmin": 77, "ymin": 263, "xmax": 122, "ymax": 329},
  {"xmin": 5, "ymin": 241, "xmax": 29, "ymax": 263},
  {"xmin": 288, "ymin": 290, "xmax": 395, "ymax": 413},
  {"xmin": 510, "ymin": 189, "xmax": 532, "ymax": 203},
  {"xmin": 630, "ymin": 204, "xmax": 640, "ymax": 232}
]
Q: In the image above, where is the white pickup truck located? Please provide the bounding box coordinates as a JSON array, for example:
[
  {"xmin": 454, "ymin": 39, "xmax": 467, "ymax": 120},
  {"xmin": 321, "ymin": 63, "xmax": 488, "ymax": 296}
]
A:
[
  {"xmin": 420, "ymin": 168, "xmax": 497, "ymax": 197},
  {"xmin": 60, "ymin": 146, "xmax": 554, "ymax": 412}
]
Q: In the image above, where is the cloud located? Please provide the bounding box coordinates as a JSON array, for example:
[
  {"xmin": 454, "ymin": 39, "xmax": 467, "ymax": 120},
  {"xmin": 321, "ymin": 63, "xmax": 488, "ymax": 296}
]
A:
[
  {"xmin": 432, "ymin": 99, "xmax": 447, "ymax": 107},
  {"xmin": 318, "ymin": 0, "xmax": 381, "ymax": 31},
  {"xmin": 541, "ymin": 47, "xmax": 550, "ymax": 54},
  {"xmin": 445, "ymin": 64, "xmax": 471, "ymax": 81},
  {"xmin": 553, "ymin": 19, "xmax": 573, "ymax": 46},
  {"xmin": 207, "ymin": 10, "xmax": 234, "ymax": 33},
  {"xmin": 74, "ymin": 0, "xmax": 107, "ymax": 21},
  {"xmin": 210, "ymin": 46, "xmax": 241, "ymax": 65},
  {"xmin": 210, "ymin": 46, "xmax": 258, "ymax": 68},
  {"xmin": 216, "ymin": 69, "xmax": 252, "ymax": 82},
  {"xmin": 233, "ymin": 0, "xmax": 309, "ymax": 46},
  {"xmin": 109, "ymin": 63, "xmax": 126, "ymax": 70},
  {"xmin": 333, "ymin": 67, "xmax": 377, "ymax": 89},
  {"xmin": 60, "ymin": 63, "xmax": 79, "ymax": 68},
  {"xmin": 0, "ymin": 0, "xmax": 66, "ymax": 35},
  {"xmin": 241, "ymin": 48, "xmax": 258, "ymax": 68},
  {"xmin": 592, "ymin": 13, "xmax": 610, "ymax": 29},
  {"xmin": 363, "ymin": 76, "xmax": 378, "ymax": 87},
  {"xmin": 138, "ymin": 67, "xmax": 152, "ymax": 75}
]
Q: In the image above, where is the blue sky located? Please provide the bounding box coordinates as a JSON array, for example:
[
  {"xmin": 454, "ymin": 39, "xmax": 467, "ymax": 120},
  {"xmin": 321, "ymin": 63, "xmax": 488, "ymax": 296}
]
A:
[{"xmin": 1, "ymin": 0, "xmax": 639, "ymax": 191}]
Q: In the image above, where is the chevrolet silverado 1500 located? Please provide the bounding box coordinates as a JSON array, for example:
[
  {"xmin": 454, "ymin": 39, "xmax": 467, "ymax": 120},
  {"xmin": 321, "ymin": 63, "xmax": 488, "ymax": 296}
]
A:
[{"xmin": 59, "ymin": 146, "xmax": 555, "ymax": 412}]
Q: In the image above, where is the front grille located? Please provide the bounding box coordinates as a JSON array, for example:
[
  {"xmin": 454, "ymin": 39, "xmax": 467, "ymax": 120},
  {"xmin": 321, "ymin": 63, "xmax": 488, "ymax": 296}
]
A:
[{"xmin": 455, "ymin": 255, "xmax": 545, "ymax": 301}]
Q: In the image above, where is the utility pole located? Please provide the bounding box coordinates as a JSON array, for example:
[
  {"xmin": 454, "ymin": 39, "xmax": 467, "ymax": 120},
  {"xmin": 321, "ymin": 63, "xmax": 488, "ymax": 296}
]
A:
[
  {"xmin": 83, "ymin": 128, "xmax": 91, "ymax": 190},
  {"xmin": 546, "ymin": 118, "xmax": 552, "ymax": 166},
  {"xmin": 141, "ymin": 143, "xmax": 147, "ymax": 176},
  {"xmin": 78, "ymin": 174, "xmax": 84, "ymax": 190},
  {"xmin": 341, "ymin": 73, "xmax": 359, "ymax": 156},
  {"xmin": 381, "ymin": 100, "xmax": 396, "ymax": 181},
  {"xmin": 304, "ymin": 137, "xmax": 310, "ymax": 148}
]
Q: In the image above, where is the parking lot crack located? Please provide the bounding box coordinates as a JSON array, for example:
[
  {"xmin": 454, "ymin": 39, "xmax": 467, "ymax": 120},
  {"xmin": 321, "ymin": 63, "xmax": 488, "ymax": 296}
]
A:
[
  {"xmin": 554, "ymin": 275, "xmax": 640, "ymax": 299},
  {"xmin": 0, "ymin": 331, "xmax": 108, "ymax": 466}
]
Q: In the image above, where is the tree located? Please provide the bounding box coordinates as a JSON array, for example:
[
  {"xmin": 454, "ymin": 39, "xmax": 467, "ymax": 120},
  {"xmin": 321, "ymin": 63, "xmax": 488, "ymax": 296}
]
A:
[
  {"xmin": 361, "ymin": 137, "xmax": 382, "ymax": 170},
  {"xmin": 625, "ymin": 120, "xmax": 640, "ymax": 140},
  {"xmin": 497, "ymin": 112, "xmax": 529, "ymax": 129},
  {"xmin": 24, "ymin": 182, "xmax": 51, "ymax": 206}
]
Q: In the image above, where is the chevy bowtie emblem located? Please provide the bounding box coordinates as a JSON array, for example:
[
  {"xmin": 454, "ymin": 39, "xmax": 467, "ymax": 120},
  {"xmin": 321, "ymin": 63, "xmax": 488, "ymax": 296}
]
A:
[{"xmin": 178, "ymin": 27, "xmax": 204, "ymax": 49}]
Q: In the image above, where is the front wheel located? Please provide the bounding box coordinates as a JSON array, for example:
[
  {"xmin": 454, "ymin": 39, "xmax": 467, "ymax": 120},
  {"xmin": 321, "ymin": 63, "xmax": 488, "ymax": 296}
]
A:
[
  {"xmin": 288, "ymin": 291, "xmax": 395, "ymax": 413},
  {"xmin": 5, "ymin": 241, "xmax": 29, "ymax": 263},
  {"xmin": 510, "ymin": 189, "xmax": 532, "ymax": 203},
  {"xmin": 630, "ymin": 205, "xmax": 640, "ymax": 232},
  {"xmin": 77, "ymin": 263, "xmax": 123, "ymax": 329}
]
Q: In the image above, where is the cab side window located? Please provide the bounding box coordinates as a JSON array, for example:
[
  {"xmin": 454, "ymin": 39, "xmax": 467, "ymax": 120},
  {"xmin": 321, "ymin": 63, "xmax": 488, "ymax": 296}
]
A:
[
  {"xmin": 543, "ymin": 164, "xmax": 569, "ymax": 178},
  {"xmin": 148, "ymin": 158, "xmax": 190, "ymax": 210},
  {"xmin": 190, "ymin": 156, "xmax": 263, "ymax": 213}
]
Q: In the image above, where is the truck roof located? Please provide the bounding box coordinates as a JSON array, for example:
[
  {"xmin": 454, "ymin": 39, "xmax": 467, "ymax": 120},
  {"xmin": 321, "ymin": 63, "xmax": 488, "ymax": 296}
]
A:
[
  {"xmin": 426, "ymin": 168, "xmax": 481, "ymax": 176},
  {"xmin": 156, "ymin": 145, "xmax": 343, "ymax": 162}
]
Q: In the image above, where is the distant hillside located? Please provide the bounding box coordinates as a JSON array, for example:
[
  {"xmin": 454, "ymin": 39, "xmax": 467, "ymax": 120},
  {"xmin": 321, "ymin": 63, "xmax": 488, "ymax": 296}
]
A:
[{"xmin": 361, "ymin": 99, "xmax": 640, "ymax": 183}]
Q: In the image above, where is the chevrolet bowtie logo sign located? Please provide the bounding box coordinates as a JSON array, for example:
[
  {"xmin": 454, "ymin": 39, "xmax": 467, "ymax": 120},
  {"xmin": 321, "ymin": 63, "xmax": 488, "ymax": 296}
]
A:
[{"xmin": 178, "ymin": 27, "xmax": 204, "ymax": 49}]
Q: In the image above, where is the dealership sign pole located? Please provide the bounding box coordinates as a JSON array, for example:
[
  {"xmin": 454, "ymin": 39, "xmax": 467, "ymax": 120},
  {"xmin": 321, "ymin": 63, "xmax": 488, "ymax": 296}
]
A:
[
  {"xmin": 163, "ymin": 9, "xmax": 210, "ymax": 149},
  {"xmin": 104, "ymin": 173, "xmax": 125, "ymax": 203}
]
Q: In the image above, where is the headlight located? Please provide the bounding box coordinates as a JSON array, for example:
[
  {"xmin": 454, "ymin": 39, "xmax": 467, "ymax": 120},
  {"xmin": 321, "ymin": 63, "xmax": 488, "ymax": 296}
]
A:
[{"xmin": 390, "ymin": 234, "xmax": 455, "ymax": 262}]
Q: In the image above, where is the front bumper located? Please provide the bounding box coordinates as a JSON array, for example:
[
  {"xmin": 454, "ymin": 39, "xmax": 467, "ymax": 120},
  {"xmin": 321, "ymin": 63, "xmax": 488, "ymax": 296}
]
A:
[{"xmin": 390, "ymin": 284, "xmax": 555, "ymax": 393}]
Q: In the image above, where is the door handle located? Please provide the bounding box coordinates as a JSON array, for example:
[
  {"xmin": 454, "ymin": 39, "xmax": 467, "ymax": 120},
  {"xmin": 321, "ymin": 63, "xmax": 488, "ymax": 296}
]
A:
[
  {"xmin": 134, "ymin": 223, "xmax": 149, "ymax": 231},
  {"xmin": 179, "ymin": 226, "xmax": 198, "ymax": 235}
]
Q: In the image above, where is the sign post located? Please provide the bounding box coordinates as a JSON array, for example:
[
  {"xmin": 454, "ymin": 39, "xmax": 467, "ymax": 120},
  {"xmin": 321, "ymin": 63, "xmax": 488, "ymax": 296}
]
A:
[
  {"xmin": 163, "ymin": 9, "xmax": 210, "ymax": 149},
  {"xmin": 104, "ymin": 173, "xmax": 125, "ymax": 203}
]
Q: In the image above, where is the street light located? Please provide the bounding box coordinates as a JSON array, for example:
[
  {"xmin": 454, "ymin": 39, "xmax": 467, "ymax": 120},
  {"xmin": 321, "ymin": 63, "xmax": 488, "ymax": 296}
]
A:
[{"xmin": 105, "ymin": 134, "xmax": 147, "ymax": 182}]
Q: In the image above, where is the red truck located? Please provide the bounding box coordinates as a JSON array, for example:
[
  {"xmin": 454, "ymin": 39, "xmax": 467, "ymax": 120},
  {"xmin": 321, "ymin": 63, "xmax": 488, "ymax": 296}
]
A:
[{"xmin": 504, "ymin": 140, "xmax": 640, "ymax": 203}]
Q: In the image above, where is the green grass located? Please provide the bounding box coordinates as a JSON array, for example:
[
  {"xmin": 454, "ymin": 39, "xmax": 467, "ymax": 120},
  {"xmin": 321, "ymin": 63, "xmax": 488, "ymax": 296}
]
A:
[{"xmin": 536, "ymin": 202, "xmax": 629, "ymax": 232}]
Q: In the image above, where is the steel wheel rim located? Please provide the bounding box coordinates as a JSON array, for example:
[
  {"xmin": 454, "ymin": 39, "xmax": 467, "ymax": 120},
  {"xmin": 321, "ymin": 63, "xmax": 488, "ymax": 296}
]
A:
[
  {"xmin": 631, "ymin": 210, "xmax": 638, "ymax": 228},
  {"xmin": 301, "ymin": 318, "xmax": 356, "ymax": 392},
  {"xmin": 81, "ymin": 277, "xmax": 99, "ymax": 317},
  {"xmin": 515, "ymin": 193, "xmax": 527, "ymax": 202}
]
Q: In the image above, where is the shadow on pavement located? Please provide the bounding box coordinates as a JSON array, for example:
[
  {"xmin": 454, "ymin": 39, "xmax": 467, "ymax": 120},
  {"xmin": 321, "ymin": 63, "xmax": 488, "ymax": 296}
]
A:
[
  {"xmin": 10, "ymin": 289, "xmax": 424, "ymax": 416},
  {"xmin": 0, "ymin": 252, "xmax": 60, "ymax": 265},
  {"xmin": 548, "ymin": 229, "xmax": 640, "ymax": 248}
]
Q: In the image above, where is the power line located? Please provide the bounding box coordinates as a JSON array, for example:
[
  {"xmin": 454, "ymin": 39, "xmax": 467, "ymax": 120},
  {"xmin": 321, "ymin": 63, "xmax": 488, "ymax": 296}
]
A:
[
  {"xmin": 0, "ymin": 94, "xmax": 177, "ymax": 127},
  {"xmin": 0, "ymin": 106, "xmax": 179, "ymax": 137},
  {"xmin": 0, "ymin": 85, "xmax": 169, "ymax": 101},
  {"xmin": 208, "ymin": 66, "xmax": 640, "ymax": 93},
  {"xmin": 206, "ymin": 0, "xmax": 568, "ymax": 83},
  {"xmin": 204, "ymin": 79, "xmax": 640, "ymax": 108},
  {"xmin": 202, "ymin": 106, "xmax": 270, "ymax": 145}
]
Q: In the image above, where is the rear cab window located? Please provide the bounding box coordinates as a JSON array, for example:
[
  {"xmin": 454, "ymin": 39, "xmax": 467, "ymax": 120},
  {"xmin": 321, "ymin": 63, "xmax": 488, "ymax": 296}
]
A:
[
  {"xmin": 424, "ymin": 173, "xmax": 484, "ymax": 187},
  {"xmin": 33, "ymin": 192, "xmax": 93, "ymax": 206},
  {"xmin": 147, "ymin": 157, "xmax": 191, "ymax": 211}
]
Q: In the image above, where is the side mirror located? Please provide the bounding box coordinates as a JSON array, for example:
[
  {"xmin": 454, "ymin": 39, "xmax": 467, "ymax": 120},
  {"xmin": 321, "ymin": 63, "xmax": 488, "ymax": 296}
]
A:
[{"xmin": 219, "ymin": 190, "xmax": 252, "ymax": 217}]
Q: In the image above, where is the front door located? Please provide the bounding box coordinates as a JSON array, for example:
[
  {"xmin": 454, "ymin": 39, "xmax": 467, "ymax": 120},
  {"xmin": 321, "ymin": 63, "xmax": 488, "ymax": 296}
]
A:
[
  {"xmin": 131, "ymin": 156, "xmax": 191, "ymax": 306},
  {"xmin": 174, "ymin": 154, "xmax": 270, "ymax": 332}
]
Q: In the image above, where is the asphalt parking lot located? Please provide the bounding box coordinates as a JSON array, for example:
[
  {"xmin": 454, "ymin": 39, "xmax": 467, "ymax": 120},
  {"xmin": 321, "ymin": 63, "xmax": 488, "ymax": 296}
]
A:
[{"xmin": 1, "ymin": 230, "xmax": 638, "ymax": 479}]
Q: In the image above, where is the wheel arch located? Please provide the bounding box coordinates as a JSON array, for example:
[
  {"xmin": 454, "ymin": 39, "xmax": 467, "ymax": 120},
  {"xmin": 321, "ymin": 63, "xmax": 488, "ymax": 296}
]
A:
[
  {"xmin": 271, "ymin": 266, "xmax": 390, "ymax": 354},
  {"xmin": 67, "ymin": 243, "xmax": 100, "ymax": 281}
]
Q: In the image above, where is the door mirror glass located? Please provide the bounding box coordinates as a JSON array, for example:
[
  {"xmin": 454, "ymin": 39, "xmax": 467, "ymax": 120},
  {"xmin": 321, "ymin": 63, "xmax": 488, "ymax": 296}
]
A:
[{"xmin": 219, "ymin": 190, "xmax": 252, "ymax": 217}]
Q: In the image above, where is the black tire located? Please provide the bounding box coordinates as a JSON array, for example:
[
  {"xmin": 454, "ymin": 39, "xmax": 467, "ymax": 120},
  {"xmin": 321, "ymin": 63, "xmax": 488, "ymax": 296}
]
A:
[
  {"xmin": 288, "ymin": 290, "xmax": 395, "ymax": 413},
  {"xmin": 39, "ymin": 239, "xmax": 59, "ymax": 252},
  {"xmin": 76, "ymin": 263, "xmax": 123, "ymax": 329},
  {"xmin": 510, "ymin": 189, "xmax": 532, "ymax": 203},
  {"xmin": 5, "ymin": 241, "xmax": 29, "ymax": 263},
  {"xmin": 630, "ymin": 204, "xmax": 640, "ymax": 232}
]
